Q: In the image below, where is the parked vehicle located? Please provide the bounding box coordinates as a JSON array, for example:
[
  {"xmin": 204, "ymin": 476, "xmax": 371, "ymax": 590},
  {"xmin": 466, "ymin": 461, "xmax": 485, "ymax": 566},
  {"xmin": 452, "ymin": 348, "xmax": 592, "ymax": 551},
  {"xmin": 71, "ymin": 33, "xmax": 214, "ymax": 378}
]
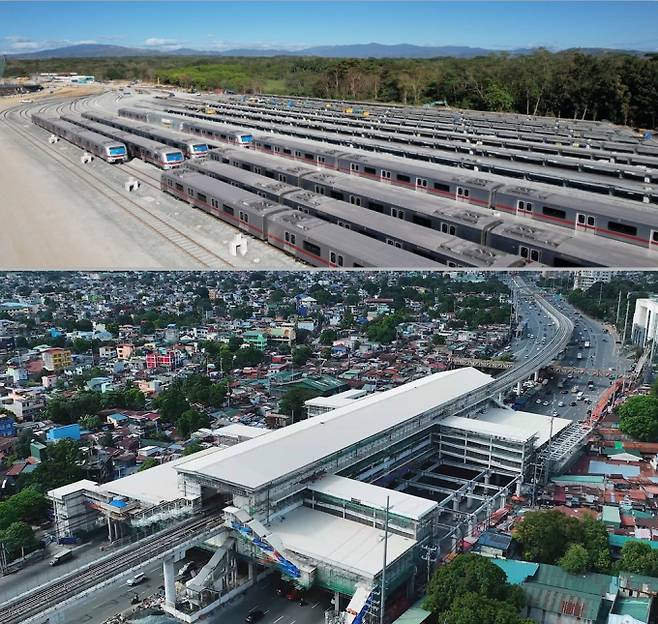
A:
[{"xmin": 127, "ymin": 573, "xmax": 145, "ymax": 586}]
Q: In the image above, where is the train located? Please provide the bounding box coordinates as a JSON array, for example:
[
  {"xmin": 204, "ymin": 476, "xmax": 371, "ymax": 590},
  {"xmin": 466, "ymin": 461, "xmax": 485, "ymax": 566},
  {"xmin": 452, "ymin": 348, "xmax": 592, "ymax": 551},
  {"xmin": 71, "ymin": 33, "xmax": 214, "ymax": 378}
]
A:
[
  {"xmin": 185, "ymin": 156, "xmax": 657, "ymax": 268},
  {"xmin": 159, "ymin": 169, "xmax": 440, "ymax": 268},
  {"xmin": 183, "ymin": 160, "xmax": 528, "ymax": 268},
  {"xmin": 117, "ymin": 107, "xmax": 254, "ymax": 147},
  {"xmin": 80, "ymin": 110, "xmax": 211, "ymax": 159},
  {"xmin": 60, "ymin": 114, "xmax": 185, "ymax": 169},
  {"xmin": 31, "ymin": 114, "xmax": 128, "ymax": 163},
  {"xmin": 152, "ymin": 104, "xmax": 657, "ymax": 202}
]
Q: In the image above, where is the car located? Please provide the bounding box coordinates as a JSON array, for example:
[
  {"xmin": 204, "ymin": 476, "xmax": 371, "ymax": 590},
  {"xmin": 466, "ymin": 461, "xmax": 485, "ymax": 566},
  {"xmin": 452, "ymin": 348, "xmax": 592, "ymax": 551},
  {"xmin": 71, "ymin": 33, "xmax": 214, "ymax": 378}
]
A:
[
  {"xmin": 570, "ymin": 401, "xmax": 577, "ymax": 407},
  {"xmin": 287, "ymin": 588, "xmax": 301, "ymax": 601},
  {"xmin": 542, "ymin": 401, "xmax": 549, "ymax": 406},
  {"xmin": 558, "ymin": 401, "xmax": 565, "ymax": 407},
  {"xmin": 245, "ymin": 610, "xmax": 265, "ymax": 623},
  {"xmin": 536, "ymin": 399, "xmax": 542, "ymax": 404},
  {"xmin": 127, "ymin": 573, "xmax": 145, "ymax": 586}
]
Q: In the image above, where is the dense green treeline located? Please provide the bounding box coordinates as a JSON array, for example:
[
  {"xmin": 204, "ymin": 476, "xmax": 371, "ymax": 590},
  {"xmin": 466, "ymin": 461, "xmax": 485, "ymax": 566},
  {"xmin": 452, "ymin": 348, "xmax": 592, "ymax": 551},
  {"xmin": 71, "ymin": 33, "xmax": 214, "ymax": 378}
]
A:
[{"xmin": 8, "ymin": 50, "xmax": 658, "ymax": 127}]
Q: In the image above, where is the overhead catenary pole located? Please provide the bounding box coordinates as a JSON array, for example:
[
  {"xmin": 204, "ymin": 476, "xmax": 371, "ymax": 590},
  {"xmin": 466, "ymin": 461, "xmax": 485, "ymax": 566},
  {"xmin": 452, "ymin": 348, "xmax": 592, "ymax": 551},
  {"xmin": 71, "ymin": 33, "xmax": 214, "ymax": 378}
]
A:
[
  {"xmin": 615, "ymin": 290, "xmax": 623, "ymax": 327},
  {"xmin": 380, "ymin": 496, "xmax": 389, "ymax": 624}
]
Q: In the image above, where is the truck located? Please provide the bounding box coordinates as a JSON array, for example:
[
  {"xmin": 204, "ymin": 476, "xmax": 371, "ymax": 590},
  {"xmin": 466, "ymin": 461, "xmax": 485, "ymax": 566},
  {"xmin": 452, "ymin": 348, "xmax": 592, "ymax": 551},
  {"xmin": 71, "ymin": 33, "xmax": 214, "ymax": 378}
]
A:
[
  {"xmin": 49, "ymin": 548, "xmax": 73, "ymax": 566},
  {"xmin": 584, "ymin": 341, "xmax": 591, "ymax": 348},
  {"xmin": 577, "ymin": 352, "xmax": 583, "ymax": 360}
]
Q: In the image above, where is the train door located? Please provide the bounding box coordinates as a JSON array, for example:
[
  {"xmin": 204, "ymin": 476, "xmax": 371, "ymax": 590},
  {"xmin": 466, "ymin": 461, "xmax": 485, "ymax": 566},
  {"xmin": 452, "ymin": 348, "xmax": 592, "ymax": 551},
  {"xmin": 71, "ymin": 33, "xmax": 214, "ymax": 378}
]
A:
[
  {"xmin": 651, "ymin": 231, "xmax": 658, "ymax": 251},
  {"xmin": 456, "ymin": 186, "xmax": 470, "ymax": 202},
  {"xmin": 516, "ymin": 200, "xmax": 533, "ymax": 217},
  {"xmin": 416, "ymin": 178, "xmax": 428, "ymax": 192},
  {"xmin": 575, "ymin": 213, "xmax": 596, "ymax": 233},
  {"xmin": 381, "ymin": 170, "xmax": 392, "ymax": 183},
  {"xmin": 519, "ymin": 245, "xmax": 541, "ymax": 263}
]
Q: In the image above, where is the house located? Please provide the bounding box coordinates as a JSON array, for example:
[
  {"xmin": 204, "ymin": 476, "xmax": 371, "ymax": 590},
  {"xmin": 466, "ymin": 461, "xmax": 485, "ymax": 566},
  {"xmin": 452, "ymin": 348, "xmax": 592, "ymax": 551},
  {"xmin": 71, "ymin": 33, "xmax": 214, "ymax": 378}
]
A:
[
  {"xmin": 41, "ymin": 347, "xmax": 72, "ymax": 372},
  {"xmin": 472, "ymin": 530, "xmax": 513, "ymax": 559},
  {"xmin": 0, "ymin": 415, "xmax": 16, "ymax": 438},
  {"xmin": 46, "ymin": 423, "xmax": 81, "ymax": 442}
]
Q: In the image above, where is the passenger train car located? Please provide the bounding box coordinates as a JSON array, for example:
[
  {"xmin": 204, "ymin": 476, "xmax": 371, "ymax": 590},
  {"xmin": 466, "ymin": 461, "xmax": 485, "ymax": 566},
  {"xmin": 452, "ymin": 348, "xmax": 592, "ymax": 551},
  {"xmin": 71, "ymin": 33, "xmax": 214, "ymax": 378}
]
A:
[
  {"xmin": 117, "ymin": 107, "xmax": 254, "ymax": 147},
  {"xmin": 61, "ymin": 115, "xmax": 184, "ymax": 169},
  {"xmin": 183, "ymin": 160, "xmax": 527, "ymax": 268},
  {"xmin": 202, "ymin": 147, "xmax": 658, "ymax": 267},
  {"xmin": 80, "ymin": 111, "xmax": 210, "ymax": 158},
  {"xmin": 159, "ymin": 169, "xmax": 438, "ymax": 268},
  {"xmin": 155, "ymin": 105, "xmax": 656, "ymax": 202},
  {"xmin": 32, "ymin": 114, "xmax": 128, "ymax": 163}
]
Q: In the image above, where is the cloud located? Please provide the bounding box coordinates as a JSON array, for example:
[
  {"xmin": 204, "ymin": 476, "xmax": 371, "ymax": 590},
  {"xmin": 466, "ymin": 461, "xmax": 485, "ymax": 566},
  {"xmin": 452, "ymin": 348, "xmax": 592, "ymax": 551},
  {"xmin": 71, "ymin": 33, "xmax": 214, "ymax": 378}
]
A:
[
  {"xmin": 1, "ymin": 36, "xmax": 100, "ymax": 53},
  {"xmin": 143, "ymin": 38, "xmax": 181, "ymax": 47}
]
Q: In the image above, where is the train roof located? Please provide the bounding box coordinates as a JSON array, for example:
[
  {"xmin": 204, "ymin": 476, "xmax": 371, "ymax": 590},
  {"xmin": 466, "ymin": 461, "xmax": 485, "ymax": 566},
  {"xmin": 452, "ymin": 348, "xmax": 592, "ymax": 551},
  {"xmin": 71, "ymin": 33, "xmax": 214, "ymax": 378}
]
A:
[
  {"xmin": 32, "ymin": 114, "xmax": 125, "ymax": 149},
  {"xmin": 62, "ymin": 115, "xmax": 182, "ymax": 155},
  {"xmin": 267, "ymin": 211, "xmax": 438, "ymax": 268},
  {"xmin": 284, "ymin": 189, "xmax": 521, "ymax": 268},
  {"xmin": 163, "ymin": 169, "xmax": 288, "ymax": 216},
  {"xmin": 83, "ymin": 111, "xmax": 208, "ymax": 147}
]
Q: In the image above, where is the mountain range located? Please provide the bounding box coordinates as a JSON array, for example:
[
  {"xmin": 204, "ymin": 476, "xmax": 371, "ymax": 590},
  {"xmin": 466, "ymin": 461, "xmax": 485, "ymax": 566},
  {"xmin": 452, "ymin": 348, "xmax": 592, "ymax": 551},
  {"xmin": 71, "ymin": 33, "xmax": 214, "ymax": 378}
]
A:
[{"xmin": 9, "ymin": 42, "xmax": 543, "ymax": 59}]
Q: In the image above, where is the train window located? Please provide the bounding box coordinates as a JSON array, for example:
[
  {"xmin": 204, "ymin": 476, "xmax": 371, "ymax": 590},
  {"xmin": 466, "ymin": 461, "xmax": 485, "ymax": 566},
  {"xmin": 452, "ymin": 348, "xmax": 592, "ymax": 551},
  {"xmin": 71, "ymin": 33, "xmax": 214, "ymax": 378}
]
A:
[
  {"xmin": 167, "ymin": 179, "xmax": 173, "ymax": 187},
  {"xmin": 337, "ymin": 255, "xmax": 344, "ymax": 267},
  {"xmin": 365, "ymin": 166, "xmax": 377, "ymax": 175},
  {"xmin": 416, "ymin": 178, "xmax": 428, "ymax": 188},
  {"xmin": 175, "ymin": 183, "xmax": 184, "ymax": 192},
  {"xmin": 317, "ymin": 156, "xmax": 326, "ymax": 164},
  {"xmin": 338, "ymin": 221, "xmax": 352, "ymax": 230},
  {"xmin": 330, "ymin": 251, "xmax": 337, "ymax": 264},
  {"xmin": 295, "ymin": 151, "xmax": 302, "ymax": 157},
  {"xmin": 353, "ymin": 263, "xmax": 364, "ymax": 268},
  {"xmin": 273, "ymin": 147, "xmax": 280, "ymax": 153},
  {"xmin": 283, "ymin": 149, "xmax": 292, "ymax": 155},
  {"xmin": 330, "ymin": 191, "xmax": 344, "ymax": 201},
  {"xmin": 197, "ymin": 193, "xmax": 207, "ymax": 203},
  {"xmin": 653, "ymin": 231, "xmax": 658, "ymax": 243},
  {"xmin": 520, "ymin": 246, "xmax": 529, "ymax": 258},
  {"xmin": 530, "ymin": 250, "xmax": 540, "ymax": 262},
  {"xmin": 457, "ymin": 187, "xmax": 470, "ymax": 198},
  {"xmin": 223, "ymin": 204, "xmax": 235, "ymax": 216},
  {"xmin": 381, "ymin": 170, "xmax": 392, "ymax": 180},
  {"xmin": 587, "ymin": 216, "xmax": 595, "ymax": 226},
  {"xmin": 447, "ymin": 262, "xmax": 457, "ymax": 268},
  {"xmin": 369, "ymin": 202, "xmax": 384, "ymax": 213},
  {"xmin": 412, "ymin": 215, "xmax": 432, "ymax": 228},
  {"xmin": 254, "ymin": 167, "xmax": 262, "ymax": 175},
  {"xmin": 350, "ymin": 163, "xmax": 360, "ymax": 172},
  {"xmin": 607, "ymin": 221, "xmax": 637, "ymax": 236},
  {"xmin": 303, "ymin": 240, "xmax": 322, "ymax": 256},
  {"xmin": 314, "ymin": 185, "xmax": 326, "ymax": 195},
  {"xmin": 304, "ymin": 153, "xmax": 314, "ymax": 161},
  {"xmin": 434, "ymin": 182, "xmax": 450, "ymax": 193},
  {"xmin": 441, "ymin": 223, "xmax": 448, "ymax": 233},
  {"xmin": 285, "ymin": 232, "xmax": 290, "ymax": 243},
  {"xmin": 449, "ymin": 225, "xmax": 456, "ymax": 236},
  {"xmin": 239, "ymin": 211, "xmax": 249, "ymax": 224},
  {"xmin": 290, "ymin": 234, "xmax": 296, "ymax": 245},
  {"xmin": 577, "ymin": 214, "xmax": 585, "ymax": 224},
  {"xmin": 278, "ymin": 174, "xmax": 287, "ymax": 182},
  {"xmin": 263, "ymin": 144, "xmax": 272, "ymax": 151},
  {"xmin": 211, "ymin": 198, "xmax": 218, "ymax": 209},
  {"xmin": 349, "ymin": 195, "xmax": 362, "ymax": 206},
  {"xmin": 542, "ymin": 206, "xmax": 567, "ymax": 220},
  {"xmin": 397, "ymin": 174, "xmax": 411, "ymax": 183}
]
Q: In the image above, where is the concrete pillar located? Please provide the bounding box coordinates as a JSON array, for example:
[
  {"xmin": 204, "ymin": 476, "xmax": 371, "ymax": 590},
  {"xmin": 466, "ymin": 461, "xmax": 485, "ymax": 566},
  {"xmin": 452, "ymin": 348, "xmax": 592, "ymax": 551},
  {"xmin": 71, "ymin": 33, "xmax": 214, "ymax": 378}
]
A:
[
  {"xmin": 499, "ymin": 493, "xmax": 507, "ymax": 510},
  {"xmin": 466, "ymin": 515, "xmax": 474, "ymax": 537},
  {"xmin": 484, "ymin": 472, "xmax": 490, "ymax": 486},
  {"xmin": 515, "ymin": 480, "xmax": 523, "ymax": 497},
  {"xmin": 163, "ymin": 557, "xmax": 176, "ymax": 608},
  {"xmin": 515, "ymin": 381, "xmax": 522, "ymax": 396},
  {"xmin": 534, "ymin": 370, "xmax": 540, "ymax": 382},
  {"xmin": 452, "ymin": 495, "xmax": 460, "ymax": 511},
  {"xmin": 467, "ymin": 493, "xmax": 476, "ymax": 510},
  {"xmin": 248, "ymin": 562, "xmax": 255, "ymax": 581},
  {"xmin": 107, "ymin": 516, "xmax": 113, "ymax": 542},
  {"xmin": 334, "ymin": 591, "xmax": 340, "ymax": 614}
]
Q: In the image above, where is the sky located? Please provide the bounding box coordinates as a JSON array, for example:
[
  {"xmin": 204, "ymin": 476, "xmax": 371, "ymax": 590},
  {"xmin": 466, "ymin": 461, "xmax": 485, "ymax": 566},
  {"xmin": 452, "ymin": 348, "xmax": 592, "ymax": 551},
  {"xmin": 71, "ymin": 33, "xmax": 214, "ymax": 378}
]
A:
[{"xmin": 1, "ymin": 1, "xmax": 658, "ymax": 54}]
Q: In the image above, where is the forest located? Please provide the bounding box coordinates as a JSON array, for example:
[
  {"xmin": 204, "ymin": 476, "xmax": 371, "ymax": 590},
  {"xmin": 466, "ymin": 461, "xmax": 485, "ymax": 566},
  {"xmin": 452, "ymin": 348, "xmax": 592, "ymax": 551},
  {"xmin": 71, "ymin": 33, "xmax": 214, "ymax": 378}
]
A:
[{"xmin": 7, "ymin": 49, "xmax": 658, "ymax": 128}]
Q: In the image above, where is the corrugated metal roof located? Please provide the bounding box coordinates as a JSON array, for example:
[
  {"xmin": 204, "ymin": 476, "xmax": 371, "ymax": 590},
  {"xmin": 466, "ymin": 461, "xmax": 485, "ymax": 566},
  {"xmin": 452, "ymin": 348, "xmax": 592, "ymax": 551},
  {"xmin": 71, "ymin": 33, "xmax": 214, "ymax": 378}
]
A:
[
  {"xmin": 611, "ymin": 597, "xmax": 650, "ymax": 623},
  {"xmin": 602, "ymin": 505, "xmax": 621, "ymax": 524},
  {"xmin": 177, "ymin": 368, "xmax": 492, "ymax": 490},
  {"xmin": 491, "ymin": 559, "xmax": 539, "ymax": 585},
  {"xmin": 522, "ymin": 584, "xmax": 603, "ymax": 621}
]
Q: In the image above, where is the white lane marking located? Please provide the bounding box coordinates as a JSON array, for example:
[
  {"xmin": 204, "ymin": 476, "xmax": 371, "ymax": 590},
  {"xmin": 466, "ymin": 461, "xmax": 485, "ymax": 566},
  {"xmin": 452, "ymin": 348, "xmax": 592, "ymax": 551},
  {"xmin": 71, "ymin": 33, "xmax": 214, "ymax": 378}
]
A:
[
  {"xmin": 264, "ymin": 610, "xmax": 270, "ymax": 614},
  {"xmin": 311, "ymin": 602, "xmax": 320, "ymax": 608},
  {"xmin": 273, "ymin": 617, "xmax": 283, "ymax": 623}
]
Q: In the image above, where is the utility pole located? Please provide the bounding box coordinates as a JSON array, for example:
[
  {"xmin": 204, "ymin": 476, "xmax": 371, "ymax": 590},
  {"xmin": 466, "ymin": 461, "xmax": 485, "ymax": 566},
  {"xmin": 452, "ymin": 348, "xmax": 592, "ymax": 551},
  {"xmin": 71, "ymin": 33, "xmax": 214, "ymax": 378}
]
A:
[
  {"xmin": 380, "ymin": 497, "xmax": 389, "ymax": 624},
  {"xmin": 421, "ymin": 544, "xmax": 438, "ymax": 587},
  {"xmin": 615, "ymin": 290, "xmax": 623, "ymax": 326}
]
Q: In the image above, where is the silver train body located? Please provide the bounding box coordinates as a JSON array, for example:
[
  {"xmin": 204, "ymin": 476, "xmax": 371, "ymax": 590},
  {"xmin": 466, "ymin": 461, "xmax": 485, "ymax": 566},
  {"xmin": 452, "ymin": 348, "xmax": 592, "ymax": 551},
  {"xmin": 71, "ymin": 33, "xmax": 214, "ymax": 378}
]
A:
[
  {"xmin": 183, "ymin": 160, "xmax": 527, "ymax": 268},
  {"xmin": 32, "ymin": 114, "xmax": 127, "ymax": 163},
  {"xmin": 60, "ymin": 114, "xmax": 184, "ymax": 169},
  {"xmin": 159, "ymin": 169, "xmax": 438, "ymax": 268},
  {"xmin": 202, "ymin": 145, "xmax": 657, "ymax": 267},
  {"xmin": 156, "ymin": 105, "xmax": 657, "ymax": 203},
  {"xmin": 117, "ymin": 107, "xmax": 254, "ymax": 147},
  {"xmin": 80, "ymin": 111, "xmax": 210, "ymax": 158}
]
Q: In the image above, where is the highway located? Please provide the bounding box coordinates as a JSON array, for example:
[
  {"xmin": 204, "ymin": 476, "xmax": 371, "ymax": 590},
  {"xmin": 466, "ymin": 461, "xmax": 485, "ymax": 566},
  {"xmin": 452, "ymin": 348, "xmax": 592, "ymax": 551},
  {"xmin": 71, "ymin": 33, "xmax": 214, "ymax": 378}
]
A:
[{"xmin": 0, "ymin": 510, "xmax": 226, "ymax": 624}]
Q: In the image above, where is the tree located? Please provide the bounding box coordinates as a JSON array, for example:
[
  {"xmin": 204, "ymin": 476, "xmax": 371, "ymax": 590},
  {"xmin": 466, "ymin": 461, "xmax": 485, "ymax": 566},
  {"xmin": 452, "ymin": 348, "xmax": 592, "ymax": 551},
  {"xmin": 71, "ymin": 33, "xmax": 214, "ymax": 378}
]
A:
[
  {"xmin": 424, "ymin": 553, "xmax": 525, "ymax": 617},
  {"xmin": 616, "ymin": 541, "xmax": 658, "ymax": 577},
  {"xmin": 513, "ymin": 510, "xmax": 583, "ymax": 564},
  {"xmin": 560, "ymin": 543, "xmax": 590, "ymax": 575},
  {"xmin": 279, "ymin": 388, "xmax": 321, "ymax": 422},
  {"xmin": 176, "ymin": 409, "xmax": 210, "ymax": 439},
  {"xmin": 442, "ymin": 593, "xmax": 532, "ymax": 624},
  {"xmin": 292, "ymin": 345, "xmax": 313, "ymax": 367},
  {"xmin": 319, "ymin": 329, "xmax": 337, "ymax": 345},
  {"xmin": 0, "ymin": 521, "xmax": 38, "ymax": 559},
  {"xmin": 153, "ymin": 385, "xmax": 190, "ymax": 423},
  {"xmin": 183, "ymin": 442, "xmax": 203, "ymax": 456},
  {"xmin": 80, "ymin": 415, "xmax": 102, "ymax": 431},
  {"xmin": 138, "ymin": 458, "xmax": 159, "ymax": 472},
  {"xmin": 618, "ymin": 395, "xmax": 658, "ymax": 441},
  {"xmin": 11, "ymin": 487, "xmax": 49, "ymax": 524},
  {"xmin": 233, "ymin": 346, "xmax": 266, "ymax": 368}
]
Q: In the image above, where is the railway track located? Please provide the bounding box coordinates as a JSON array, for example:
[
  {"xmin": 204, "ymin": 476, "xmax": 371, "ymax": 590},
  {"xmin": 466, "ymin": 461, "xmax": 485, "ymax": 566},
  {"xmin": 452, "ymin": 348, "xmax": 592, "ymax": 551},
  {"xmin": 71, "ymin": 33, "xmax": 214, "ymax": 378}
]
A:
[
  {"xmin": 1, "ymin": 101, "xmax": 238, "ymax": 269},
  {"xmin": 0, "ymin": 511, "xmax": 225, "ymax": 624}
]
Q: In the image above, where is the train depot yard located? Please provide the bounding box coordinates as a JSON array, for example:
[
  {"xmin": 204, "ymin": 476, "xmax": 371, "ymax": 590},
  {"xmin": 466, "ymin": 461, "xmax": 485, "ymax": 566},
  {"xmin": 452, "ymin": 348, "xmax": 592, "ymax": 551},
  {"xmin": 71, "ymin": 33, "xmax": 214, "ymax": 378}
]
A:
[{"xmin": 1, "ymin": 86, "xmax": 658, "ymax": 269}]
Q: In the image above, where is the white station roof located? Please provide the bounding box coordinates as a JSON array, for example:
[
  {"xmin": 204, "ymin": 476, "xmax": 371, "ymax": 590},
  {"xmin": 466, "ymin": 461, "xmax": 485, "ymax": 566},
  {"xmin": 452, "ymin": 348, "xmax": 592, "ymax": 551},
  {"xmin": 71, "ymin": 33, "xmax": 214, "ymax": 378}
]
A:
[
  {"xmin": 308, "ymin": 475, "xmax": 437, "ymax": 521},
  {"xmin": 177, "ymin": 367, "xmax": 493, "ymax": 490},
  {"xmin": 274, "ymin": 506, "xmax": 416, "ymax": 579},
  {"xmin": 441, "ymin": 407, "xmax": 572, "ymax": 448}
]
